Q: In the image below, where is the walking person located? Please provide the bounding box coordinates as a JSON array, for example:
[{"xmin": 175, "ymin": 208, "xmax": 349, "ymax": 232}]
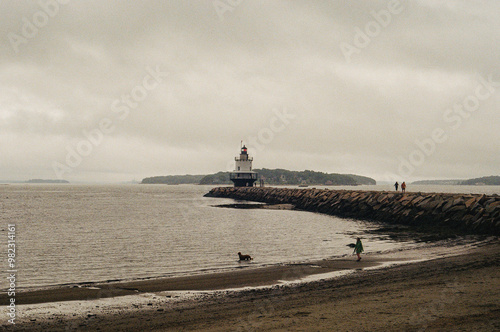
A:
[
  {"xmin": 353, "ymin": 237, "xmax": 364, "ymax": 261},
  {"xmin": 394, "ymin": 181, "xmax": 399, "ymax": 191},
  {"xmin": 401, "ymin": 181, "xmax": 406, "ymax": 193}
]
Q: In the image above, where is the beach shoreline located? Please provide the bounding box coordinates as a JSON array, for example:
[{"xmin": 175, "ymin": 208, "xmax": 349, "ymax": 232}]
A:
[
  {"xmin": 4, "ymin": 236, "xmax": 499, "ymax": 331},
  {"xmin": 4, "ymin": 236, "xmax": 486, "ymax": 305}
]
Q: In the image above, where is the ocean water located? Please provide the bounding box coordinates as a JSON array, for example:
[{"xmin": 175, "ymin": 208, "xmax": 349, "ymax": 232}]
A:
[{"xmin": 0, "ymin": 184, "xmax": 498, "ymax": 290}]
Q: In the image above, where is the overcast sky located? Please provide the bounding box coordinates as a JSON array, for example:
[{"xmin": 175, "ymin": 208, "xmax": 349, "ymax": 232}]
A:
[{"xmin": 1, "ymin": 0, "xmax": 499, "ymax": 183}]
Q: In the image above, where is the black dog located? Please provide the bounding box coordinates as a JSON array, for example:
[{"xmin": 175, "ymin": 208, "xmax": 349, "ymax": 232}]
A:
[{"xmin": 238, "ymin": 252, "xmax": 252, "ymax": 261}]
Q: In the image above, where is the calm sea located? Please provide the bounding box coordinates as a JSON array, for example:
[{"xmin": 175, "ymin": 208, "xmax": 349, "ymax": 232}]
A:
[{"xmin": 1, "ymin": 184, "xmax": 498, "ymax": 290}]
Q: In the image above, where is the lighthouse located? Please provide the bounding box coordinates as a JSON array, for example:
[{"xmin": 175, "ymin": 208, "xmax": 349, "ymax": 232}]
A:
[{"xmin": 229, "ymin": 144, "xmax": 258, "ymax": 187}]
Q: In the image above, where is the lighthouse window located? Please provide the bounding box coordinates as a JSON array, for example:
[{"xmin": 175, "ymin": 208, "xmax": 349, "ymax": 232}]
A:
[{"xmin": 238, "ymin": 166, "xmax": 240, "ymax": 171}]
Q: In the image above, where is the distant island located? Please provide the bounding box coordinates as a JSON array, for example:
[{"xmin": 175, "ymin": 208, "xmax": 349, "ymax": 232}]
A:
[
  {"xmin": 141, "ymin": 174, "xmax": 205, "ymax": 185},
  {"xmin": 411, "ymin": 180, "xmax": 462, "ymax": 185},
  {"xmin": 142, "ymin": 169, "xmax": 376, "ymax": 186},
  {"xmin": 26, "ymin": 179, "xmax": 70, "ymax": 184},
  {"xmin": 412, "ymin": 176, "xmax": 500, "ymax": 186}
]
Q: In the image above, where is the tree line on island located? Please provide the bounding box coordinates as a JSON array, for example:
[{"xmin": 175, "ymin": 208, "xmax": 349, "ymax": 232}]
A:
[
  {"xmin": 412, "ymin": 176, "xmax": 500, "ymax": 186},
  {"xmin": 141, "ymin": 169, "xmax": 376, "ymax": 186}
]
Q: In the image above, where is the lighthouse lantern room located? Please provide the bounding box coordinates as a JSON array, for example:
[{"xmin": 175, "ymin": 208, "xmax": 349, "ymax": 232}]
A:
[{"xmin": 229, "ymin": 144, "xmax": 258, "ymax": 187}]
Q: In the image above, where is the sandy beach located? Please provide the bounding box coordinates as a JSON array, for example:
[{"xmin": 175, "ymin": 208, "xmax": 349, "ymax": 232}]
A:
[{"xmin": 4, "ymin": 237, "xmax": 499, "ymax": 331}]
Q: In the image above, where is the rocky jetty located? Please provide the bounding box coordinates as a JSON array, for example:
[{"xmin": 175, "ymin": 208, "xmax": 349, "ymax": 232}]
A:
[{"xmin": 205, "ymin": 187, "xmax": 500, "ymax": 235}]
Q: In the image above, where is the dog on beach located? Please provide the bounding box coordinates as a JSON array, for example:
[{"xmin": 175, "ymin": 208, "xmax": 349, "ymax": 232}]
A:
[{"xmin": 238, "ymin": 252, "xmax": 253, "ymax": 261}]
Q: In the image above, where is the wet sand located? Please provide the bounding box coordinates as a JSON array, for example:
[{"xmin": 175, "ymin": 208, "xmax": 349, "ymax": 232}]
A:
[
  {"xmin": 5, "ymin": 237, "xmax": 499, "ymax": 331},
  {"xmin": 7, "ymin": 257, "xmax": 384, "ymax": 305}
]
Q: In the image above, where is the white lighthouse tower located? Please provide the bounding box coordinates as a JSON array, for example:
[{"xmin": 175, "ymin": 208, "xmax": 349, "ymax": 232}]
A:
[{"xmin": 229, "ymin": 143, "xmax": 258, "ymax": 187}]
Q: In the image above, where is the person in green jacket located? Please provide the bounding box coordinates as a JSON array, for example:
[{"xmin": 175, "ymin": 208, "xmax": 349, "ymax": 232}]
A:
[{"xmin": 354, "ymin": 237, "xmax": 364, "ymax": 261}]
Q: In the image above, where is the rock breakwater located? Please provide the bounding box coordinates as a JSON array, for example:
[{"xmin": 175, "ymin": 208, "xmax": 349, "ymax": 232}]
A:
[{"xmin": 205, "ymin": 187, "xmax": 500, "ymax": 235}]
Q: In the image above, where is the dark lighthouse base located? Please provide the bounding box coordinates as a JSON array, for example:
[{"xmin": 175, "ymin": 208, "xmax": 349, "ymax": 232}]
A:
[
  {"xmin": 229, "ymin": 172, "xmax": 258, "ymax": 187},
  {"xmin": 231, "ymin": 178, "xmax": 257, "ymax": 187}
]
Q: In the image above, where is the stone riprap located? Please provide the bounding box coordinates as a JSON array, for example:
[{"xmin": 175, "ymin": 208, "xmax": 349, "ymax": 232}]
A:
[{"xmin": 205, "ymin": 187, "xmax": 500, "ymax": 235}]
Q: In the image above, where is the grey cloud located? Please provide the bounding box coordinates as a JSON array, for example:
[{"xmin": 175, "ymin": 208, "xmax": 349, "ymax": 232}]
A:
[{"xmin": 0, "ymin": 0, "xmax": 498, "ymax": 182}]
